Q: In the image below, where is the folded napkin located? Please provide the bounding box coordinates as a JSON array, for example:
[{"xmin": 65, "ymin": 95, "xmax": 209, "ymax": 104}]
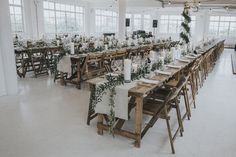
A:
[
  {"xmin": 190, "ymin": 53, "xmax": 199, "ymax": 57},
  {"xmin": 139, "ymin": 78, "xmax": 160, "ymax": 84},
  {"xmin": 197, "ymin": 50, "xmax": 204, "ymax": 54},
  {"xmin": 166, "ymin": 64, "xmax": 182, "ymax": 69},
  {"xmin": 57, "ymin": 56, "xmax": 72, "ymax": 76},
  {"xmin": 177, "ymin": 58, "xmax": 190, "ymax": 63},
  {"xmin": 105, "ymin": 73, "xmax": 119, "ymax": 77},
  {"xmin": 185, "ymin": 55, "xmax": 196, "ymax": 59},
  {"xmin": 155, "ymin": 70, "xmax": 172, "ymax": 76}
]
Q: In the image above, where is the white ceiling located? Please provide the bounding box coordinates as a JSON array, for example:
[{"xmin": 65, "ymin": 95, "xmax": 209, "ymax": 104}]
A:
[
  {"xmin": 84, "ymin": 0, "xmax": 236, "ymax": 5},
  {"xmin": 82, "ymin": 0, "xmax": 236, "ymax": 13}
]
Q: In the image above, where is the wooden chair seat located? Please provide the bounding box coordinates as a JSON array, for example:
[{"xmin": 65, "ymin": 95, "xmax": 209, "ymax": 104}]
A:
[
  {"xmin": 142, "ymin": 85, "xmax": 184, "ymax": 154},
  {"xmin": 143, "ymin": 99, "xmax": 165, "ymax": 116},
  {"xmin": 165, "ymin": 79, "xmax": 179, "ymax": 87}
]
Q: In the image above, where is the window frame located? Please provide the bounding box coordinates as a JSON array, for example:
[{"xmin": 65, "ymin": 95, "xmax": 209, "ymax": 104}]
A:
[
  {"xmin": 43, "ymin": 1, "xmax": 85, "ymax": 34},
  {"xmin": 159, "ymin": 15, "xmax": 196, "ymax": 35},
  {"xmin": 209, "ymin": 15, "xmax": 236, "ymax": 37},
  {"xmin": 9, "ymin": 0, "xmax": 25, "ymax": 34},
  {"xmin": 95, "ymin": 9, "xmax": 118, "ymax": 35}
]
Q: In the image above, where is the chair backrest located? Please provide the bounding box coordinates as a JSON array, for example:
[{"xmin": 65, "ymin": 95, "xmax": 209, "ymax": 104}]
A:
[
  {"xmin": 87, "ymin": 53, "xmax": 103, "ymax": 63},
  {"xmin": 104, "ymin": 51, "xmax": 117, "ymax": 61},
  {"xmin": 168, "ymin": 73, "xmax": 190, "ymax": 101},
  {"xmin": 115, "ymin": 49, "xmax": 126, "ymax": 59}
]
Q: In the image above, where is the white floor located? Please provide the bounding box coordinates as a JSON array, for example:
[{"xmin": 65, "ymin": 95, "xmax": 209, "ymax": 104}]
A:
[{"xmin": 0, "ymin": 49, "xmax": 236, "ymax": 157}]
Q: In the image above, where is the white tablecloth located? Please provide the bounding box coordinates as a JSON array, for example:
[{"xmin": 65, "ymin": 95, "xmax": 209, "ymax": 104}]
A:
[
  {"xmin": 95, "ymin": 82, "xmax": 136, "ymax": 120},
  {"xmin": 57, "ymin": 56, "xmax": 72, "ymax": 76}
]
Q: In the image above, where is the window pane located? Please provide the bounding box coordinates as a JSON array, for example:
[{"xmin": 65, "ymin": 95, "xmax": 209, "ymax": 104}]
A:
[
  {"xmin": 95, "ymin": 9, "xmax": 118, "ymax": 34},
  {"xmin": 14, "ymin": 0, "xmax": 21, "ymax": 5},
  {"xmin": 43, "ymin": 1, "xmax": 84, "ymax": 34},
  {"xmin": 209, "ymin": 15, "xmax": 236, "ymax": 37},
  {"xmin": 9, "ymin": 1, "xmax": 24, "ymax": 33}
]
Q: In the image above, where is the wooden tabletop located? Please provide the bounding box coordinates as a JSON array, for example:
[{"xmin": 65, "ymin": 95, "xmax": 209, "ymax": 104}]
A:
[
  {"xmin": 15, "ymin": 46, "xmax": 62, "ymax": 53},
  {"xmin": 87, "ymin": 40, "xmax": 224, "ymax": 97}
]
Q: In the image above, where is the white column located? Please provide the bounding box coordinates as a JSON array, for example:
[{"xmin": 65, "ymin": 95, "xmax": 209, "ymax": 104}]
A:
[
  {"xmin": 0, "ymin": 0, "xmax": 18, "ymax": 96},
  {"xmin": 141, "ymin": 14, "xmax": 144, "ymax": 30},
  {"xmin": 118, "ymin": 0, "xmax": 126, "ymax": 40},
  {"xmin": 194, "ymin": 10, "xmax": 209, "ymax": 43},
  {"xmin": 202, "ymin": 10, "xmax": 210, "ymax": 41},
  {"xmin": 23, "ymin": 0, "xmax": 39, "ymax": 39},
  {"xmin": 0, "ymin": 49, "xmax": 6, "ymax": 96},
  {"xmin": 36, "ymin": 0, "xmax": 44, "ymax": 38},
  {"xmin": 88, "ymin": 8, "xmax": 96, "ymax": 36},
  {"xmin": 84, "ymin": 4, "xmax": 90, "ymax": 36}
]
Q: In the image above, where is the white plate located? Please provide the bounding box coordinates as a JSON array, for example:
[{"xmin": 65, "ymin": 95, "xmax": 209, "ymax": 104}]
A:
[
  {"xmin": 166, "ymin": 65, "xmax": 182, "ymax": 69},
  {"xmin": 177, "ymin": 58, "xmax": 190, "ymax": 63},
  {"xmin": 155, "ymin": 70, "xmax": 172, "ymax": 76}
]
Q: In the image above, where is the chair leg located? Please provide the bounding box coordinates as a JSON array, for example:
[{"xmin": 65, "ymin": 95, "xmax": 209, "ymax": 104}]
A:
[
  {"xmin": 174, "ymin": 98, "xmax": 184, "ymax": 136},
  {"xmin": 190, "ymin": 75, "xmax": 196, "ymax": 109},
  {"xmin": 164, "ymin": 107, "xmax": 175, "ymax": 154},
  {"xmin": 195, "ymin": 70, "xmax": 200, "ymax": 92},
  {"xmin": 183, "ymin": 87, "xmax": 191, "ymax": 120}
]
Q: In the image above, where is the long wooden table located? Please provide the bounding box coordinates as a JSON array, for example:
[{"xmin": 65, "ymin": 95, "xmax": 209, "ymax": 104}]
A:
[
  {"xmin": 60, "ymin": 41, "xmax": 178, "ymax": 88},
  {"xmin": 15, "ymin": 46, "xmax": 63, "ymax": 77},
  {"xmin": 86, "ymin": 40, "xmax": 225, "ymax": 148}
]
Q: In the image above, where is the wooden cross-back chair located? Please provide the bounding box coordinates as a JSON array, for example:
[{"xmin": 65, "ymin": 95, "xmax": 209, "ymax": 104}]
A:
[
  {"xmin": 188, "ymin": 56, "xmax": 202, "ymax": 108},
  {"xmin": 127, "ymin": 47, "xmax": 140, "ymax": 59},
  {"xmin": 159, "ymin": 42, "xmax": 167, "ymax": 50},
  {"xmin": 83, "ymin": 53, "xmax": 105, "ymax": 79},
  {"xmin": 199, "ymin": 48, "xmax": 214, "ymax": 82},
  {"xmin": 115, "ymin": 49, "xmax": 127, "ymax": 60},
  {"xmin": 103, "ymin": 50, "xmax": 117, "ymax": 73},
  {"xmin": 140, "ymin": 46, "xmax": 151, "ymax": 58},
  {"xmin": 46, "ymin": 47, "xmax": 62, "ymax": 74},
  {"xmin": 29, "ymin": 48, "xmax": 49, "ymax": 77},
  {"xmin": 205, "ymin": 48, "xmax": 215, "ymax": 74},
  {"xmin": 142, "ymin": 74, "xmax": 192, "ymax": 154},
  {"xmin": 15, "ymin": 50, "xmax": 31, "ymax": 78}
]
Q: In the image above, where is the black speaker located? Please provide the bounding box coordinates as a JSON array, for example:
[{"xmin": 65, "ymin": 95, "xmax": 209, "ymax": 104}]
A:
[
  {"xmin": 126, "ymin": 18, "xmax": 130, "ymax": 27},
  {"xmin": 153, "ymin": 20, "xmax": 158, "ymax": 28}
]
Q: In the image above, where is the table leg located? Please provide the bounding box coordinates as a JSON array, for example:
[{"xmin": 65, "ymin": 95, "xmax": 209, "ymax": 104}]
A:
[
  {"xmin": 60, "ymin": 72, "xmax": 66, "ymax": 85},
  {"xmin": 77, "ymin": 61, "xmax": 81, "ymax": 89},
  {"xmin": 134, "ymin": 96, "xmax": 143, "ymax": 148},
  {"xmin": 97, "ymin": 114, "xmax": 104, "ymax": 135}
]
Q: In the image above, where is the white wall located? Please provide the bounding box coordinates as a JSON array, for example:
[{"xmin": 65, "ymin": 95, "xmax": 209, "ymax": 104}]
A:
[
  {"xmin": 0, "ymin": 0, "xmax": 18, "ymax": 96},
  {"xmin": 19, "ymin": 0, "xmax": 236, "ymax": 45},
  {"xmin": 21, "ymin": 0, "xmax": 90, "ymax": 39},
  {"xmin": 0, "ymin": 48, "xmax": 6, "ymax": 96}
]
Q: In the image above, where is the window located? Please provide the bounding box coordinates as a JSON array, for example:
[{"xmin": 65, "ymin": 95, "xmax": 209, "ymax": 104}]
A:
[
  {"xmin": 9, "ymin": 0, "xmax": 24, "ymax": 33},
  {"xmin": 160, "ymin": 15, "xmax": 195, "ymax": 35},
  {"xmin": 133, "ymin": 14, "xmax": 142, "ymax": 31},
  {"xmin": 125, "ymin": 13, "xmax": 151, "ymax": 34},
  {"xmin": 143, "ymin": 14, "xmax": 151, "ymax": 32},
  {"xmin": 160, "ymin": 15, "xmax": 169, "ymax": 33},
  {"xmin": 43, "ymin": 1, "xmax": 84, "ymax": 34},
  {"xmin": 95, "ymin": 9, "xmax": 118, "ymax": 35},
  {"xmin": 160, "ymin": 15, "xmax": 182, "ymax": 34},
  {"xmin": 209, "ymin": 16, "xmax": 236, "ymax": 37}
]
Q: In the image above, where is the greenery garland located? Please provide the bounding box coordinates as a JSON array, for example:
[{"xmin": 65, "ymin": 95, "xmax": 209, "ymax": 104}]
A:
[
  {"xmin": 90, "ymin": 59, "xmax": 163, "ymax": 134},
  {"xmin": 151, "ymin": 60, "xmax": 163, "ymax": 71},
  {"xmin": 181, "ymin": 22, "xmax": 190, "ymax": 33},
  {"xmin": 180, "ymin": 32, "xmax": 190, "ymax": 44},
  {"xmin": 180, "ymin": 3, "xmax": 191, "ymax": 45}
]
